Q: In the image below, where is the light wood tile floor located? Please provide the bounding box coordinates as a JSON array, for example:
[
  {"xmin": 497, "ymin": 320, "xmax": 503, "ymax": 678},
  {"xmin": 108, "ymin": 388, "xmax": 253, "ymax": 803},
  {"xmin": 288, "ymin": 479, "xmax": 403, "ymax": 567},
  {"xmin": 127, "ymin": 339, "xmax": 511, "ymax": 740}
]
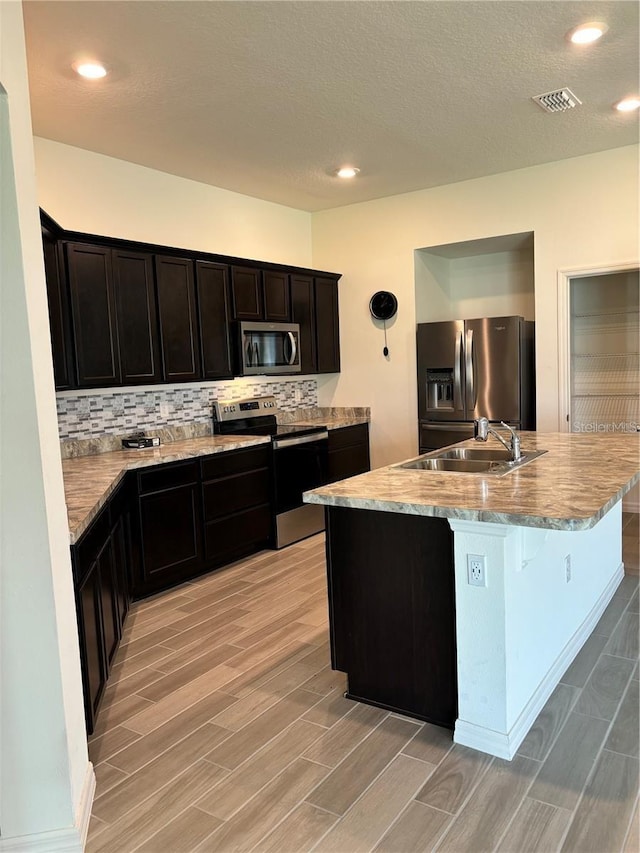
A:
[{"xmin": 87, "ymin": 523, "xmax": 640, "ymax": 852}]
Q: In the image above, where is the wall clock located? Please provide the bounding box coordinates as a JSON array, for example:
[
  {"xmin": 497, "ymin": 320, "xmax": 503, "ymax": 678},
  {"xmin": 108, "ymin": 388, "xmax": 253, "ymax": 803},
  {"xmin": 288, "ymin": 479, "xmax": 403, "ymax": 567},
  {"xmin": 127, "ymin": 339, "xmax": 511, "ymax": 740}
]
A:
[{"xmin": 369, "ymin": 291, "xmax": 398, "ymax": 356}]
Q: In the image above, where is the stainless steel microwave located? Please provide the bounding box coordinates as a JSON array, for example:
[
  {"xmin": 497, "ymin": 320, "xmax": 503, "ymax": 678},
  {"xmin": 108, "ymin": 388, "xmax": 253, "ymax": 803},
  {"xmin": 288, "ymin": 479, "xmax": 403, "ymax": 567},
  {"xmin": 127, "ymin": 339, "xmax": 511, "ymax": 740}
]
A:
[{"xmin": 237, "ymin": 321, "xmax": 301, "ymax": 375}]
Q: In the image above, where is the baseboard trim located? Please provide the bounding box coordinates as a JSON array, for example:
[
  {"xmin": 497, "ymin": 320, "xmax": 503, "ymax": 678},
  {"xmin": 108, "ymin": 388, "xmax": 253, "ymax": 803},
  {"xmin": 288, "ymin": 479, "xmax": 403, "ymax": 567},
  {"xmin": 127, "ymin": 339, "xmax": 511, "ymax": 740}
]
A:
[
  {"xmin": 76, "ymin": 762, "xmax": 96, "ymax": 848},
  {"xmin": 0, "ymin": 763, "xmax": 95, "ymax": 853},
  {"xmin": 454, "ymin": 562, "xmax": 624, "ymax": 759}
]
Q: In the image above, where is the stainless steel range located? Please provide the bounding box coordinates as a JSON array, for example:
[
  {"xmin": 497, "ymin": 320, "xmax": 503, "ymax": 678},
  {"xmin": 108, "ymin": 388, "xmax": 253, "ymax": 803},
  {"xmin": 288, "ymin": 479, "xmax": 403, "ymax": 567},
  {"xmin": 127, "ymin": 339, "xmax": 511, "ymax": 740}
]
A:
[{"xmin": 212, "ymin": 396, "xmax": 328, "ymax": 548}]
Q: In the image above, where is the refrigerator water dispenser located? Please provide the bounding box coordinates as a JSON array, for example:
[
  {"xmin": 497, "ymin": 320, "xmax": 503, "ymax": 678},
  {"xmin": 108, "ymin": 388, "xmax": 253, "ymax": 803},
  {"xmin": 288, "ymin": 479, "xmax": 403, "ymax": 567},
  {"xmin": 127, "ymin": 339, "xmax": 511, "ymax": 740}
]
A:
[{"xmin": 426, "ymin": 369, "xmax": 454, "ymax": 410}]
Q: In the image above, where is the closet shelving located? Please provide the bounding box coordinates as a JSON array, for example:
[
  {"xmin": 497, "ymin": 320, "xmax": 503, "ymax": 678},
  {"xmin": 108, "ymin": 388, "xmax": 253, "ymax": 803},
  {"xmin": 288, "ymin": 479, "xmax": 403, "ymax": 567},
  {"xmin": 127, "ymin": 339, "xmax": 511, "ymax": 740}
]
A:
[{"xmin": 570, "ymin": 274, "xmax": 640, "ymax": 432}]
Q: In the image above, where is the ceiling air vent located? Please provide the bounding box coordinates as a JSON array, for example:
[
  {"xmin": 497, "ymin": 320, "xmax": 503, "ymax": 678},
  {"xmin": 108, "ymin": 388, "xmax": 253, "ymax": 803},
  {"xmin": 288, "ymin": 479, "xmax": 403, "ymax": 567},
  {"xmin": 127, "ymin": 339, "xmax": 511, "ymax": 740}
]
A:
[{"xmin": 532, "ymin": 88, "xmax": 582, "ymax": 113}]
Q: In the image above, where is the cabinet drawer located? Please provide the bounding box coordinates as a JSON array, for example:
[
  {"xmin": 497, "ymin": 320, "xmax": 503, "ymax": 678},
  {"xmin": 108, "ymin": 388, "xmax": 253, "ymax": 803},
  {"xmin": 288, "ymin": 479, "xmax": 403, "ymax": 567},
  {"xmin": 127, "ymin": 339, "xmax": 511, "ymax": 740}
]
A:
[
  {"xmin": 203, "ymin": 469, "xmax": 270, "ymax": 521},
  {"xmin": 201, "ymin": 446, "xmax": 269, "ymax": 481},
  {"xmin": 138, "ymin": 460, "xmax": 199, "ymax": 495},
  {"xmin": 327, "ymin": 443, "xmax": 371, "ymax": 484},
  {"xmin": 204, "ymin": 504, "xmax": 271, "ymax": 563},
  {"xmin": 74, "ymin": 507, "xmax": 110, "ymax": 582},
  {"xmin": 327, "ymin": 423, "xmax": 369, "ymax": 451}
]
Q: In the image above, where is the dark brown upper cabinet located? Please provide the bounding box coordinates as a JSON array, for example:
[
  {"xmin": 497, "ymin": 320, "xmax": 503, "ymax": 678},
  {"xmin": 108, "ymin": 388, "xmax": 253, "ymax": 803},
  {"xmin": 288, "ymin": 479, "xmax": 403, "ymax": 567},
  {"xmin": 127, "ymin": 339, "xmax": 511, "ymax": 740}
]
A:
[
  {"xmin": 40, "ymin": 210, "xmax": 341, "ymax": 388},
  {"xmin": 112, "ymin": 250, "xmax": 162, "ymax": 384},
  {"xmin": 290, "ymin": 274, "xmax": 317, "ymax": 374},
  {"xmin": 230, "ymin": 266, "xmax": 263, "ymax": 320},
  {"xmin": 155, "ymin": 255, "xmax": 201, "ymax": 383},
  {"xmin": 315, "ymin": 277, "xmax": 341, "ymax": 373},
  {"xmin": 231, "ymin": 266, "xmax": 291, "ymax": 322},
  {"xmin": 42, "ymin": 222, "xmax": 74, "ymax": 389},
  {"xmin": 263, "ymin": 271, "xmax": 291, "ymax": 322},
  {"xmin": 195, "ymin": 260, "xmax": 233, "ymax": 379},
  {"xmin": 66, "ymin": 243, "xmax": 121, "ymax": 387}
]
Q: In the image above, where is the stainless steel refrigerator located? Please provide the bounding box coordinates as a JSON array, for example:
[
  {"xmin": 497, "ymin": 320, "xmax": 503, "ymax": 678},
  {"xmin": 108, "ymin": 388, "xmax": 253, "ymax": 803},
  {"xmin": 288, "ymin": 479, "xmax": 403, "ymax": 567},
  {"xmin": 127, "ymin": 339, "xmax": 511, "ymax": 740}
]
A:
[{"xmin": 417, "ymin": 316, "xmax": 535, "ymax": 452}]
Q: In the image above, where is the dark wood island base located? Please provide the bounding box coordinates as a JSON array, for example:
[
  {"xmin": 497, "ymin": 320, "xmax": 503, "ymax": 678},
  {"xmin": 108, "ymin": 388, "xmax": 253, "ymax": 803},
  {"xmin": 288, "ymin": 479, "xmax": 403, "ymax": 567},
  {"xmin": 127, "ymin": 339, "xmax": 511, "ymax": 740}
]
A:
[{"xmin": 324, "ymin": 506, "xmax": 457, "ymax": 728}]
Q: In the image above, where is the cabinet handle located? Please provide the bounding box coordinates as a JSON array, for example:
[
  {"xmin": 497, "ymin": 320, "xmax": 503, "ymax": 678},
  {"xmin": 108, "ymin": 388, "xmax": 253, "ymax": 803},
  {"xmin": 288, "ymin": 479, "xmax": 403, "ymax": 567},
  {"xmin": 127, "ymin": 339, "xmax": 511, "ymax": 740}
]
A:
[{"xmin": 287, "ymin": 331, "xmax": 298, "ymax": 366}]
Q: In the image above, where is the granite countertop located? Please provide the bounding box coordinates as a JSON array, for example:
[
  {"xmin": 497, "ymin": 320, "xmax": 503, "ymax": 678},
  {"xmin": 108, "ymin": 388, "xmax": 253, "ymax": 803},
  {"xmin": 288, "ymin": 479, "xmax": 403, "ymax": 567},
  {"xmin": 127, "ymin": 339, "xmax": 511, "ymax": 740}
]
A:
[
  {"xmin": 278, "ymin": 407, "xmax": 370, "ymax": 431},
  {"xmin": 63, "ymin": 434, "xmax": 270, "ymax": 544},
  {"xmin": 62, "ymin": 409, "xmax": 370, "ymax": 544},
  {"xmin": 304, "ymin": 432, "xmax": 640, "ymax": 531}
]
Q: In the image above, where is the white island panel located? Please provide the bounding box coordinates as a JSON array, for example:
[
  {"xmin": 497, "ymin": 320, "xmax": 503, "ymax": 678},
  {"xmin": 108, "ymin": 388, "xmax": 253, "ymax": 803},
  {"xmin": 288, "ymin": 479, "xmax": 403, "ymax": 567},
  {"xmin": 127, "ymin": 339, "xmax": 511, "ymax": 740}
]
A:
[{"xmin": 450, "ymin": 502, "xmax": 623, "ymax": 759}]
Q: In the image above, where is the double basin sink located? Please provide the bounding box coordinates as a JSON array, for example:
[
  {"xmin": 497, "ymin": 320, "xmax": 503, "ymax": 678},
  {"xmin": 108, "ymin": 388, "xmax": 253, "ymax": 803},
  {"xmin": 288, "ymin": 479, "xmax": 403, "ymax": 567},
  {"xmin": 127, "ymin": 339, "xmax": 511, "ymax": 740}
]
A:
[{"xmin": 398, "ymin": 446, "xmax": 547, "ymax": 475}]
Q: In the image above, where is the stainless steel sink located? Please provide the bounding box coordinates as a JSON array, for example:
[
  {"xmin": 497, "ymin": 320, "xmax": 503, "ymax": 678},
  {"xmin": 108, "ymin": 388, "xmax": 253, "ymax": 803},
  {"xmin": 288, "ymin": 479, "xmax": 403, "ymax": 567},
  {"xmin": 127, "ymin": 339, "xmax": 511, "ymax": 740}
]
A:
[
  {"xmin": 397, "ymin": 448, "xmax": 547, "ymax": 475},
  {"xmin": 435, "ymin": 447, "xmax": 514, "ymax": 462}
]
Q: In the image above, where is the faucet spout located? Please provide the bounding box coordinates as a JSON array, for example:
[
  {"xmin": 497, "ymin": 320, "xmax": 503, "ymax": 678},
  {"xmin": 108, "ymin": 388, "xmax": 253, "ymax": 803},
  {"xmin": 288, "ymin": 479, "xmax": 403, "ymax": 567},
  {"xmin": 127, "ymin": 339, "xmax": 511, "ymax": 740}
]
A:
[{"xmin": 473, "ymin": 418, "xmax": 521, "ymax": 462}]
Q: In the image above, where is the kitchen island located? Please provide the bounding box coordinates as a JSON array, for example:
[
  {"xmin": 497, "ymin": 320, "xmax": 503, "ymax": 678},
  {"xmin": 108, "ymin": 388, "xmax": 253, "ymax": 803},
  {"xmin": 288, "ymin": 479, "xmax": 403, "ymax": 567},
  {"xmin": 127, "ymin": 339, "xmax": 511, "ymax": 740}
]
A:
[{"xmin": 304, "ymin": 431, "xmax": 640, "ymax": 759}]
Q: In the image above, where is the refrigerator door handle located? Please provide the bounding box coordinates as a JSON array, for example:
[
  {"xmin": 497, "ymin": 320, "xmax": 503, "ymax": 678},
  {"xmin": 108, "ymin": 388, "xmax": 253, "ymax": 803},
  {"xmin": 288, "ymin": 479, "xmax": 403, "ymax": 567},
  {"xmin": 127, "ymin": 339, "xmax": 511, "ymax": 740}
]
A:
[
  {"xmin": 465, "ymin": 328, "xmax": 475, "ymax": 410},
  {"xmin": 454, "ymin": 330, "xmax": 463, "ymax": 409}
]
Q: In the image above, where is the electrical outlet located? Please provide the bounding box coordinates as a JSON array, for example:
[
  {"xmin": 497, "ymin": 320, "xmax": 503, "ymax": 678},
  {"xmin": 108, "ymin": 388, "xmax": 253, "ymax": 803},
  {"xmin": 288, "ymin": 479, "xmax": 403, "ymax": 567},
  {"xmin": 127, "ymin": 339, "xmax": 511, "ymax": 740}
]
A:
[
  {"xmin": 159, "ymin": 401, "xmax": 170, "ymax": 418},
  {"xmin": 467, "ymin": 554, "xmax": 487, "ymax": 587},
  {"xmin": 565, "ymin": 554, "xmax": 572, "ymax": 583},
  {"xmin": 294, "ymin": 386, "xmax": 302, "ymax": 403}
]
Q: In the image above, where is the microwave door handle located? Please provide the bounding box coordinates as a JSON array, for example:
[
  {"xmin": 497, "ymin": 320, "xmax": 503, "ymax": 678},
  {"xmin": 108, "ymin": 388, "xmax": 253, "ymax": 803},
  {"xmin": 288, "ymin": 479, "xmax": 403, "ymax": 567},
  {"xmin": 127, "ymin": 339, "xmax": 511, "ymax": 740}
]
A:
[
  {"xmin": 246, "ymin": 337, "xmax": 253, "ymax": 367},
  {"xmin": 287, "ymin": 331, "xmax": 297, "ymax": 366},
  {"xmin": 454, "ymin": 330, "xmax": 463, "ymax": 410},
  {"xmin": 465, "ymin": 328, "xmax": 475, "ymax": 410},
  {"xmin": 254, "ymin": 342, "xmax": 260, "ymax": 366}
]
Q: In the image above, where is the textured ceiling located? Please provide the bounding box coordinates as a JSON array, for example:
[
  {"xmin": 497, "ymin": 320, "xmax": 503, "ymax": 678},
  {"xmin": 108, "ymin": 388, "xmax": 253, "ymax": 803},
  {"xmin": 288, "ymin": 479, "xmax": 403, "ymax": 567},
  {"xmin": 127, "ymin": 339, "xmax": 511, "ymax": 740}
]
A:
[{"xmin": 23, "ymin": 0, "xmax": 640, "ymax": 212}]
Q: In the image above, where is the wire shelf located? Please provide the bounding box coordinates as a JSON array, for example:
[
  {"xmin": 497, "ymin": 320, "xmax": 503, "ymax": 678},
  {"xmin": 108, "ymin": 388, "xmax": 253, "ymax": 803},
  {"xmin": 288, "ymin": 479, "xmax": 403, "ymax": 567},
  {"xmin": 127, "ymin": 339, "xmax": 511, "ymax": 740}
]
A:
[{"xmin": 572, "ymin": 353, "xmax": 640, "ymax": 396}]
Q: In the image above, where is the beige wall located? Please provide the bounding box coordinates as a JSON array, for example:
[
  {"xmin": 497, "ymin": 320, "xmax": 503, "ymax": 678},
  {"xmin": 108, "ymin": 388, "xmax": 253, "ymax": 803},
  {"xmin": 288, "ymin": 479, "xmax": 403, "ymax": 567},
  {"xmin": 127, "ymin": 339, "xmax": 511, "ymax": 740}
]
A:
[
  {"xmin": 33, "ymin": 140, "xmax": 639, "ymax": 476},
  {"xmin": 0, "ymin": 1, "xmax": 90, "ymax": 846},
  {"xmin": 312, "ymin": 145, "xmax": 639, "ymax": 468},
  {"xmin": 34, "ymin": 137, "xmax": 313, "ymax": 268}
]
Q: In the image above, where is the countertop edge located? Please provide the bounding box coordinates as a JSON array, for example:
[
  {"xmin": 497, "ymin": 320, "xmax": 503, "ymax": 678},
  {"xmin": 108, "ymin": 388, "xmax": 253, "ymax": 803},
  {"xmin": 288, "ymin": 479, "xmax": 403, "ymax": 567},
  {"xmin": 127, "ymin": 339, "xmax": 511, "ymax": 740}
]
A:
[{"xmin": 304, "ymin": 460, "xmax": 640, "ymax": 532}]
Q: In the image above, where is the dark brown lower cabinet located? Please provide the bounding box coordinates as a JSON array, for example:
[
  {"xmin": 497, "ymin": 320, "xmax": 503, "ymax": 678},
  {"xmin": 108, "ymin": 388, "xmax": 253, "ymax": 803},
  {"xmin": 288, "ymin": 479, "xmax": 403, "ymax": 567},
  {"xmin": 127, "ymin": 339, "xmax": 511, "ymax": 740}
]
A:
[
  {"xmin": 76, "ymin": 561, "xmax": 105, "ymax": 732},
  {"xmin": 131, "ymin": 448, "xmax": 272, "ymax": 598},
  {"xmin": 133, "ymin": 460, "xmax": 203, "ymax": 597},
  {"xmin": 325, "ymin": 506, "xmax": 456, "ymax": 728},
  {"xmin": 72, "ymin": 485, "xmax": 130, "ymax": 734},
  {"xmin": 202, "ymin": 446, "xmax": 272, "ymax": 567},
  {"xmin": 327, "ymin": 423, "xmax": 370, "ymax": 483}
]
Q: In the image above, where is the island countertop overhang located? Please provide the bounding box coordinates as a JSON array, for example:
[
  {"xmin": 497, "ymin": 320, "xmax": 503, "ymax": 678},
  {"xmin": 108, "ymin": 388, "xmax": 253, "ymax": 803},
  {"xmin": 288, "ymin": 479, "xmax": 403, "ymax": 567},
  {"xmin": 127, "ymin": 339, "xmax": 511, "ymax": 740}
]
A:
[{"xmin": 304, "ymin": 432, "xmax": 640, "ymax": 531}]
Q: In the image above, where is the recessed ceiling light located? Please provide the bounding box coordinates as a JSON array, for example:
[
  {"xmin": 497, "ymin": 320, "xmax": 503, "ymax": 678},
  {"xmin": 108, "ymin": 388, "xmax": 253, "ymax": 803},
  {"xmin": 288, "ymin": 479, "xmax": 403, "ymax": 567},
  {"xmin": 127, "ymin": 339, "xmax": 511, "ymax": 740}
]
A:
[
  {"xmin": 73, "ymin": 61, "xmax": 108, "ymax": 79},
  {"xmin": 615, "ymin": 97, "xmax": 640, "ymax": 112},
  {"xmin": 336, "ymin": 167, "xmax": 360, "ymax": 179},
  {"xmin": 567, "ymin": 22, "xmax": 608, "ymax": 44}
]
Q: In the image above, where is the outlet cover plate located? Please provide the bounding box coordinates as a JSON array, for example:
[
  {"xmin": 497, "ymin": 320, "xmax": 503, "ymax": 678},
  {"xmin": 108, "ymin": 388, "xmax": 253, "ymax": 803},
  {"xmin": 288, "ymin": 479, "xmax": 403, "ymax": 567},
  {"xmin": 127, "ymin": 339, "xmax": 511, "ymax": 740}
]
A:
[{"xmin": 467, "ymin": 554, "xmax": 487, "ymax": 587}]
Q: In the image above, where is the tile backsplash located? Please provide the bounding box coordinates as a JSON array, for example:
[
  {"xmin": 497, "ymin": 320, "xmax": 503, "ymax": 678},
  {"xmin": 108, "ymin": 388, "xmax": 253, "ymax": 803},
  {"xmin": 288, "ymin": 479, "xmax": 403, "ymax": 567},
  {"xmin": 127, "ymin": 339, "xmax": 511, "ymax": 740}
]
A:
[{"xmin": 56, "ymin": 378, "xmax": 318, "ymax": 441}]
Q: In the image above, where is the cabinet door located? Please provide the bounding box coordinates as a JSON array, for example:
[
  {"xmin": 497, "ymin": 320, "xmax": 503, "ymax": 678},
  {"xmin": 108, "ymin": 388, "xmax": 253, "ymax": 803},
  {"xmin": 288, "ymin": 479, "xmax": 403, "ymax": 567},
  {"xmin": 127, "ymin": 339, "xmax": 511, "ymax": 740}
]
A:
[
  {"xmin": 290, "ymin": 275, "xmax": 317, "ymax": 373},
  {"xmin": 137, "ymin": 462, "xmax": 203, "ymax": 595},
  {"xmin": 76, "ymin": 562, "xmax": 106, "ymax": 734},
  {"xmin": 327, "ymin": 424, "xmax": 370, "ymax": 483},
  {"xmin": 67, "ymin": 243, "xmax": 121, "ymax": 386},
  {"xmin": 231, "ymin": 266, "xmax": 263, "ymax": 320},
  {"xmin": 315, "ymin": 277, "xmax": 341, "ymax": 373},
  {"xmin": 42, "ymin": 228, "xmax": 74, "ymax": 389},
  {"xmin": 109, "ymin": 482, "xmax": 131, "ymax": 631},
  {"xmin": 155, "ymin": 255, "xmax": 201, "ymax": 382},
  {"xmin": 326, "ymin": 507, "xmax": 456, "ymax": 727},
  {"xmin": 263, "ymin": 271, "xmax": 290, "ymax": 322},
  {"xmin": 113, "ymin": 250, "xmax": 162, "ymax": 384},
  {"xmin": 97, "ymin": 537, "xmax": 120, "ymax": 669},
  {"xmin": 196, "ymin": 261, "xmax": 233, "ymax": 379}
]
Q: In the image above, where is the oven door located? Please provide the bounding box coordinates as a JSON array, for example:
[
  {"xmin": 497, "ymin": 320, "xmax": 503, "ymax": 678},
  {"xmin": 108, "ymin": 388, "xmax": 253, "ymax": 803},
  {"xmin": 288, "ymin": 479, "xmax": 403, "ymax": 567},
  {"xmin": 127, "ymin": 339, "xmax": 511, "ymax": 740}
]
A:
[{"xmin": 272, "ymin": 431, "xmax": 328, "ymax": 547}]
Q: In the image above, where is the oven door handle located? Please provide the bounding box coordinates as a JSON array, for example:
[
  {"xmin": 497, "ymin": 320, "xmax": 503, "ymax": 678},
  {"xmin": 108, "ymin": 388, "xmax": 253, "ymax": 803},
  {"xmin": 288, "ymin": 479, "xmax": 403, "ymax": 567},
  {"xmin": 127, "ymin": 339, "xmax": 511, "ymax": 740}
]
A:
[{"xmin": 272, "ymin": 431, "xmax": 328, "ymax": 450}]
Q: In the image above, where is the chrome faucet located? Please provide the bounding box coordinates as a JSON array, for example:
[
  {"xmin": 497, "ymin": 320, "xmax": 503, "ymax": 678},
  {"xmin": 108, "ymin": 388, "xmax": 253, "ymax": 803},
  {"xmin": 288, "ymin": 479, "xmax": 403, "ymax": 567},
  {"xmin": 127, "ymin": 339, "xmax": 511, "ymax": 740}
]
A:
[{"xmin": 474, "ymin": 417, "xmax": 521, "ymax": 462}]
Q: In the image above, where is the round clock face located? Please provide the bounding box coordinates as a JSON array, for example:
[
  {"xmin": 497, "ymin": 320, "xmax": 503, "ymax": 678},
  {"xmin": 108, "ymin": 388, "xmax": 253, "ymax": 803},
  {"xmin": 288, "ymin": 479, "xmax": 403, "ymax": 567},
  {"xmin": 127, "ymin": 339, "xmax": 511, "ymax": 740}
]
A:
[{"xmin": 369, "ymin": 291, "xmax": 398, "ymax": 321}]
